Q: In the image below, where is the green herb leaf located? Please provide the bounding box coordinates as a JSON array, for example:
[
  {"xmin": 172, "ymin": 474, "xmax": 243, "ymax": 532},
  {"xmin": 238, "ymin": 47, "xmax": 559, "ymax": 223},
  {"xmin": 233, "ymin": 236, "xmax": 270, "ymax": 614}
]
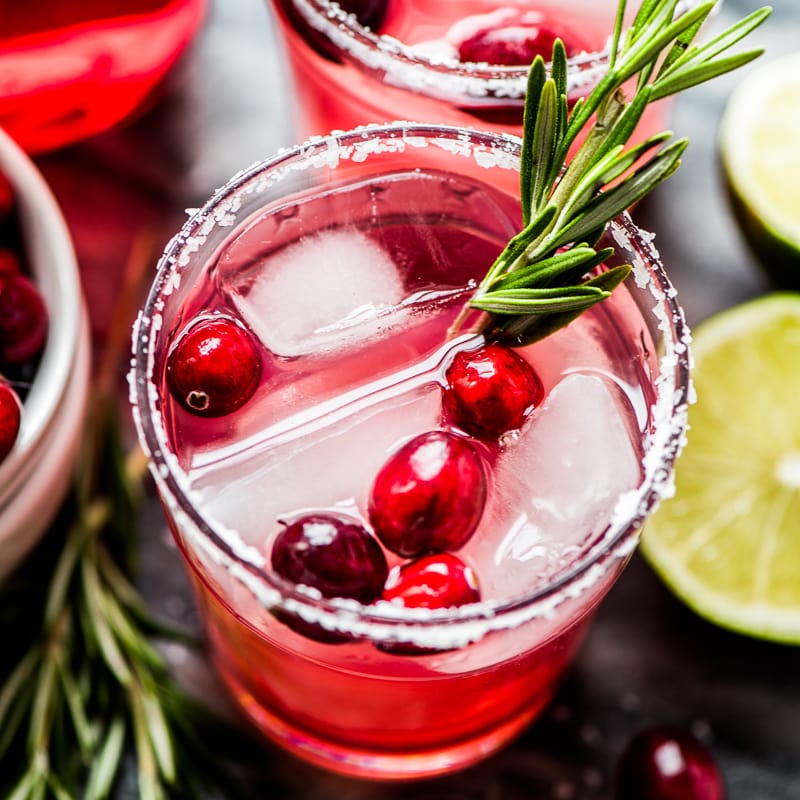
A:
[
  {"xmin": 85, "ymin": 716, "xmax": 126, "ymax": 800},
  {"xmin": 520, "ymin": 56, "xmax": 547, "ymax": 225}
]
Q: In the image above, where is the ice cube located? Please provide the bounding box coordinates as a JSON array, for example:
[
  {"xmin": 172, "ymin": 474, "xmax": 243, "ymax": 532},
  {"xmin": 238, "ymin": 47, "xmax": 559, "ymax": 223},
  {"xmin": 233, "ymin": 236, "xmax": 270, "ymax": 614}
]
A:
[
  {"xmin": 231, "ymin": 229, "xmax": 405, "ymax": 357},
  {"xmin": 189, "ymin": 384, "xmax": 442, "ymax": 549},
  {"xmin": 464, "ymin": 373, "xmax": 642, "ymax": 601}
]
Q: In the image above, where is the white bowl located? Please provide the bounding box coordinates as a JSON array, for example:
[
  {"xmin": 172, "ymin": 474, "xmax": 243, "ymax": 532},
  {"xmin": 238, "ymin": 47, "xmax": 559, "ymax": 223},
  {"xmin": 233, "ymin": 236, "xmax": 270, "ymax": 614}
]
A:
[{"xmin": 0, "ymin": 128, "xmax": 91, "ymax": 581}]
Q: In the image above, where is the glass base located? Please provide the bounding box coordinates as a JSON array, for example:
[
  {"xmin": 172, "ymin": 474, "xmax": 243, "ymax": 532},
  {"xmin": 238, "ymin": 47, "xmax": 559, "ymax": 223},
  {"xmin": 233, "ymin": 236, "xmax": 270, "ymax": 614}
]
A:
[{"xmin": 219, "ymin": 664, "xmax": 554, "ymax": 781}]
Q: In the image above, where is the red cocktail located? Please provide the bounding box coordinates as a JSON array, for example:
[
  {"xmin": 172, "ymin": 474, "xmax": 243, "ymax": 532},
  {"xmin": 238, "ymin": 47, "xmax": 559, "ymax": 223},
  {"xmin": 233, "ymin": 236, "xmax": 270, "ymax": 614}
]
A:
[
  {"xmin": 0, "ymin": 0, "xmax": 205, "ymax": 153},
  {"xmin": 266, "ymin": 0, "xmax": 704, "ymax": 141},
  {"xmin": 130, "ymin": 123, "xmax": 691, "ymax": 779}
]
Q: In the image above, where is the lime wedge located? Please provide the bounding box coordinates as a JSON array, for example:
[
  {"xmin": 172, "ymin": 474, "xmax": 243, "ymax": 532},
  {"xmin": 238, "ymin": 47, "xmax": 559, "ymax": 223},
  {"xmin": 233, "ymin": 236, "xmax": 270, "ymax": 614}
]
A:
[
  {"xmin": 641, "ymin": 293, "xmax": 800, "ymax": 644},
  {"xmin": 719, "ymin": 52, "xmax": 800, "ymax": 287}
]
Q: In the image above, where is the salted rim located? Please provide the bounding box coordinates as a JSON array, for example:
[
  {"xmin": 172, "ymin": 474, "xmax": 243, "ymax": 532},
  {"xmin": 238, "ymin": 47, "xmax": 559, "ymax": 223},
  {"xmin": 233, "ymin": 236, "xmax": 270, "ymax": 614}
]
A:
[
  {"xmin": 129, "ymin": 122, "xmax": 693, "ymax": 649},
  {"xmin": 285, "ymin": 0, "xmax": 711, "ymax": 104}
]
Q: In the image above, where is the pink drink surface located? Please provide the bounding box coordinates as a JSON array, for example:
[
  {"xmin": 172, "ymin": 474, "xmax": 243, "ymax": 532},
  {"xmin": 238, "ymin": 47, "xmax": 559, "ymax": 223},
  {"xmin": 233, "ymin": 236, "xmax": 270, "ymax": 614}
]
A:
[
  {"xmin": 378, "ymin": 0, "xmax": 608, "ymax": 53},
  {"xmin": 160, "ymin": 168, "xmax": 654, "ymax": 776},
  {"xmin": 269, "ymin": 0, "xmax": 667, "ymax": 141},
  {"xmin": 0, "ymin": 0, "xmax": 204, "ymax": 153}
]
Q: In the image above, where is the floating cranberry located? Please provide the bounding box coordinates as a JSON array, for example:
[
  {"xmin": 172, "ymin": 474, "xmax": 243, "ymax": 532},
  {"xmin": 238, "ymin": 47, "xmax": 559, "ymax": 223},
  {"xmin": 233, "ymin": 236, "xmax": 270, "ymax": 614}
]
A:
[
  {"xmin": 276, "ymin": 0, "xmax": 387, "ymax": 65},
  {"xmin": 369, "ymin": 430, "xmax": 487, "ymax": 558},
  {"xmin": 443, "ymin": 342, "xmax": 543, "ymax": 439},
  {"xmin": 617, "ymin": 726, "xmax": 725, "ymax": 800},
  {"xmin": 338, "ymin": 0, "xmax": 387, "ymax": 30},
  {"xmin": 378, "ymin": 553, "xmax": 481, "ymax": 655},
  {"xmin": 0, "ymin": 248, "xmax": 20, "ymax": 276},
  {"xmin": 383, "ymin": 553, "xmax": 481, "ymax": 609},
  {"xmin": 457, "ymin": 17, "xmax": 582, "ymax": 67},
  {"xmin": 0, "ymin": 272, "xmax": 48, "ymax": 366},
  {"xmin": 272, "ymin": 513, "xmax": 388, "ymax": 604},
  {"xmin": 166, "ymin": 315, "xmax": 261, "ymax": 417},
  {"xmin": 0, "ymin": 380, "xmax": 21, "ymax": 463}
]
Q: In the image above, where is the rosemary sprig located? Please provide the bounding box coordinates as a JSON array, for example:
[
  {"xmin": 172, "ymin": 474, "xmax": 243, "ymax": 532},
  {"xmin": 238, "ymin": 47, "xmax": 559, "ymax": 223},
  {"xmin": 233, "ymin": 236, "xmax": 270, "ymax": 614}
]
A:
[{"xmin": 460, "ymin": 0, "xmax": 771, "ymax": 345}]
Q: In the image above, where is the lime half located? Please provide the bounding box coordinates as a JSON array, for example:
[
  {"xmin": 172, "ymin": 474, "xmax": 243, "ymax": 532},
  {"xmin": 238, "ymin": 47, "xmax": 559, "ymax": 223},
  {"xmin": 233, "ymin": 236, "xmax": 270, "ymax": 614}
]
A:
[
  {"xmin": 720, "ymin": 52, "xmax": 800, "ymax": 287},
  {"xmin": 642, "ymin": 293, "xmax": 800, "ymax": 644}
]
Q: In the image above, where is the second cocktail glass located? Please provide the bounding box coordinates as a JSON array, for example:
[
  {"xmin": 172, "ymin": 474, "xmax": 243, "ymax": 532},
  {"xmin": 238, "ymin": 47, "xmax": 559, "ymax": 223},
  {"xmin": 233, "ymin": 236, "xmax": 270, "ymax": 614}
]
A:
[
  {"xmin": 266, "ymin": 0, "xmax": 709, "ymax": 141},
  {"xmin": 130, "ymin": 122, "xmax": 691, "ymax": 780}
]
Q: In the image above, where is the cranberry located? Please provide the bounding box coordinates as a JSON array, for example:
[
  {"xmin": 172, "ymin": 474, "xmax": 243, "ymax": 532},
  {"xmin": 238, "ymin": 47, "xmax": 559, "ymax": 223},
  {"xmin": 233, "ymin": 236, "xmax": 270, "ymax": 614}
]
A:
[
  {"xmin": 0, "ymin": 380, "xmax": 21, "ymax": 463},
  {"xmin": 271, "ymin": 513, "xmax": 388, "ymax": 604},
  {"xmin": 368, "ymin": 430, "xmax": 487, "ymax": 558},
  {"xmin": 277, "ymin": 0, "xmax": 387, "ymax": 65},
  {"xmin": 617, "ymin": 726, "xmax": 725, "ymax": 800},
  {"xmin": 0, "ymin": 172, "xmax": 12, "ymax": 220},
  {"xmin": 378, "ymin": 553, "xmax": 481, "ymax": 655},
  {"xmin": 458, "ymin": 17, "xmax": 582, "ymax": 67},
  {"xmin": 166, "ymin": 315, "xmax": 261, "ymax": 417},
  {"xmin": 443, "ymin": 342, "xmax": 543, "ymax": 439},
  {"xmin": 383, "ymin": 553, "xmax": 481, "ymax": 609},
  {"xmin": 338, "ymin": 0, "xmax": 386, "ymax": 30},
  {"xmin": 0, "ymin": 272, "xmax": 48, "ymax": 366},
  {"xmin": 0, "ymin": 248, "xmax": 21, "ymax": 276}
]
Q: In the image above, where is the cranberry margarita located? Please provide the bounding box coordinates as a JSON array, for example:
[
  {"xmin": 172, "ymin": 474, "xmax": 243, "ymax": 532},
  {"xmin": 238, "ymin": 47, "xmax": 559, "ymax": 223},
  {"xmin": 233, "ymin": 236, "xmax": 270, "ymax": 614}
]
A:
[
  {"xmin": 267, "ymin": 0, "xmax": 695, "ymax": 141},
  {"xmin": 130, "ymin": 123, "xmax": 690, "ymax": 778},
  {"xmin": 0, "ymin": 0, "xmax": 205, "ymax": 153}
]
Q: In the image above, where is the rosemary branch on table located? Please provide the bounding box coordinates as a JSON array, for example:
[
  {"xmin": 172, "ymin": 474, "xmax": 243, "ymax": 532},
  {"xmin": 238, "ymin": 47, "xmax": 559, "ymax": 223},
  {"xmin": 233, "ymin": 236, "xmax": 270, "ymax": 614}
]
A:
[{"xmin": 456, "ymin": 0, "xmax": 771, "ymax": 345}]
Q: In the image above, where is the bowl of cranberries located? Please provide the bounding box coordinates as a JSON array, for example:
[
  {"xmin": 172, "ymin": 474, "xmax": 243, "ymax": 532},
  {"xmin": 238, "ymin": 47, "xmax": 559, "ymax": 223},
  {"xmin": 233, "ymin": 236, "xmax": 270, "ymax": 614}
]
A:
[{"xmin": 0, "ymin": 128, "xmax": 90, "ymax": 581}]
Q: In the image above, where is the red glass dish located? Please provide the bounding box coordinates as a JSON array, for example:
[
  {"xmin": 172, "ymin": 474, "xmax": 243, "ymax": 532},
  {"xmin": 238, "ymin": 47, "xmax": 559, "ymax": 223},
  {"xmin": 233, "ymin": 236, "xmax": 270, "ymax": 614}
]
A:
[{"xmin": 0, "ymin": 0, "xmax": 205, "ymax": 153}]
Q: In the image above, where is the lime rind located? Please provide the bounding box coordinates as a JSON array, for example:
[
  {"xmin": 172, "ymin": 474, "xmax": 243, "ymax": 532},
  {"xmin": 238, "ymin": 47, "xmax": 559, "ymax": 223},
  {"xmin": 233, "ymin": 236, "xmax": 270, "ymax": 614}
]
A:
[
  {"xmin": 642, "ymin": 293, "xmax": 800, "ymax": 644},
  {"xmin": 641, "ymin": 531, "xmax": 800, "ymax": 643},
  {"xmin": 725, "ymin": 175, "xmax": 800, "ymax": 288},
  {"xmin": 720, "ymin": 53, "xmax": 800, "ymax": 286}
]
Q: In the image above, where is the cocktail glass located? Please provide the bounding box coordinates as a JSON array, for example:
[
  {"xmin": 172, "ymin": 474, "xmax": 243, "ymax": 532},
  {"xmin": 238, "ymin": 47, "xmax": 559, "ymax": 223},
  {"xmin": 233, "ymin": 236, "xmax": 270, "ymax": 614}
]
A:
[
  {"xmin": 0, "ymin": 0, "xmax": 206, "ymax": 153},
  {"xmin": 266, "ymin": 0, "xmax": 713, "ymax": 141},
  {"xmin": 130, "ymin": 122, "xmax": 691, "ymax": 780}
]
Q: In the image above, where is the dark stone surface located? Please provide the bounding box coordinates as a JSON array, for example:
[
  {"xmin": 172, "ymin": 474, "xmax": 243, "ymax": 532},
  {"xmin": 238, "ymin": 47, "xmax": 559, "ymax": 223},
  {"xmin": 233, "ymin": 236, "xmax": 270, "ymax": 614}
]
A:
[{"xmin": 32, "ymin": 0, "xmax": 800, "ymax": 797}]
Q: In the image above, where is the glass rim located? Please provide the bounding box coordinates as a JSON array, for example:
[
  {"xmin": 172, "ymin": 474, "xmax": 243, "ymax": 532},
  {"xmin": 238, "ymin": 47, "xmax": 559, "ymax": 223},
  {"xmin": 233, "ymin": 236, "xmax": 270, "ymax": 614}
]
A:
[
  {"xmin": 284, "ymin": 0, "xmax": 714, "ymax": 103},
  {"xmin": 130, "ymin": 122, "xmax": 692, "ymax": 644}
]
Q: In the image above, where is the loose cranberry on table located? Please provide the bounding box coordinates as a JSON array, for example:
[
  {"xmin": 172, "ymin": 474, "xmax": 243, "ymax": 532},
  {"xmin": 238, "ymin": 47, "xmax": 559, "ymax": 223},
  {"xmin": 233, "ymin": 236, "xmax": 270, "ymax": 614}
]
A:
[
  {"xmin": 0, "ymin": 380, "xmax": 21, "ymax": 462},
  {"xmin": 443, "ymin": 342, "xmax": 543, "ymax": 439},
  {"xmin": 165, "ymin": 315, "xmax": 262, "ymax": 417},
  {"xmin": 457, "ymin": 15, "xmax": 584, "ymax": 67},
  {"xmin": 368, "ymin": 430, "xmax": 487, "ymax": 558},
  {"xmin": 382, "ymin": 553, "xmax": 481, "ymax": 609},
  {"xmin": 617, "ymin": 726, "xmax": 726, "ymax": 800},
  {"xmin": 271, "ymin": 513, "xmax": 388, "ymax": 604}
]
